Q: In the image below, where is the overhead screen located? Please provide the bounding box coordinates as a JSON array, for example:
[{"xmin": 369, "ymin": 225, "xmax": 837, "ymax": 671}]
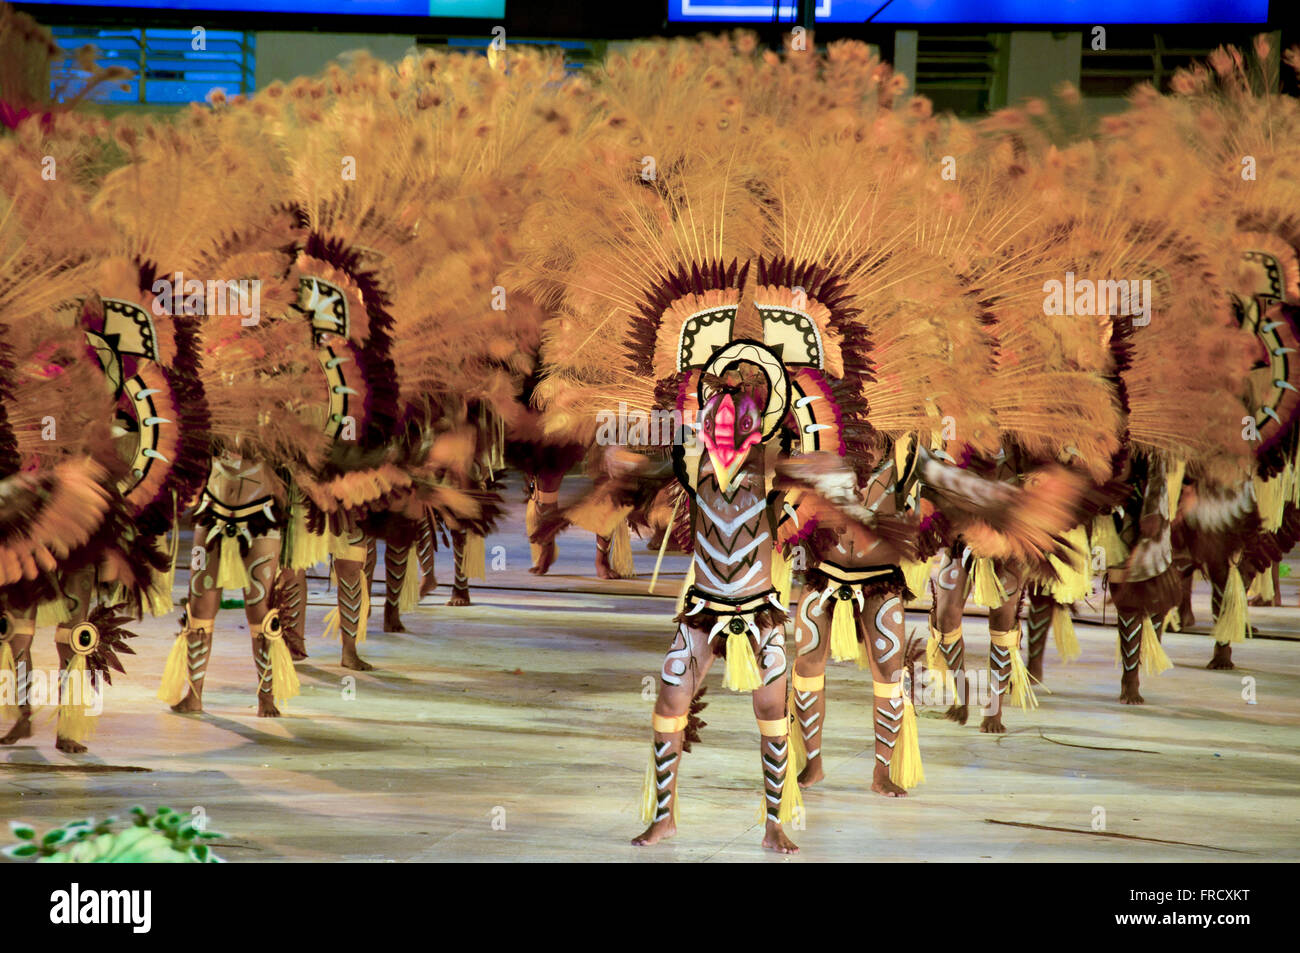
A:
[
  {"xmin": 668, "ymin": 0, "xmax": 1269, "ymax": 24},
  {"xmin": 30, "ymin": 1, "xmax": 503, "ymax": 14}
]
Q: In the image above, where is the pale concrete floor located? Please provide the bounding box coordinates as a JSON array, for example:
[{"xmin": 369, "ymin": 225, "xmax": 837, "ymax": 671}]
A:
[{"xmin": 3, "ymin": 484, "xmax": 1300, "ymax": 862}]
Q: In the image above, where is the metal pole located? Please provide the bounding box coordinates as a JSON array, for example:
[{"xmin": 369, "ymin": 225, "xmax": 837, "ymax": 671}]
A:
[{"xmin": 796, "ymin": 0, "xmax": 816, "ymax": 31}]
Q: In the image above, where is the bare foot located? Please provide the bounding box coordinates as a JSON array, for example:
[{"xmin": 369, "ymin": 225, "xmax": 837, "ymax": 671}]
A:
[
  {"xmin": 286, "ymin": 641, "xmax": 309, "ymax": 662},
  {"xmin": 446, "ymin": 590, "xmax": 471, "ymax": 607},
  {"xmin": 342, "ymin": 652, "xmax": 374, "ymax": 672},
  {"xmin": 631, "ymin": 818, "xmax": 676, "ymax": 846},
  {"xmin": 979, "ymin": 712, "xmax": 1006, "ymax": 733},
  {"xmin": 797, "ymin": 756, "xmax": 824, "ymax": 789},
  {"xmin": 944, "ymin": 703, "xmax": 968, "ymax": 725},
  {"xmin": 1180, "ymin": 606, "xmax": 1195, "ymax": 628},
  {"xmin": 1207, "ymin": 643, "xmax": 1234, "ymax": 670},
  {"xmin": 870, "ymin": 764, "xmax": 907, "ymax": 797},
  {"xmin": 529, "ymin": 543, "xmax": 556, "ymax": 575},
  {"xmin": 0, "ymin": 714, "xmax": 33, "ymax": 744},
  {"xmin": 55, "ymin": 736, "xmax": 88, "ymax": 754},
  {"xmin": 383, "ymin": 609, "xmax": 407, "ymax": 633},
  {"xmin": 419, "ymin": 576, "xmax": 438, "ymax": 598},
  {"xmin": 170, "ymin": 691, "xmax": 203, "ymax": 714},
  {"xmin": 257, "ymin": 694, "xmax": 281, "ymax": 717},
  {"xmin": 595, "ymin": 561, "xmax": 616, "ymax": 580},
  {"xmin": 1119, "ymin": 678, "xmax": 1144, "ymax": 704},
  {"xmin": 762, "ymin": 821, "xmax": 799, "ymax": 853}
]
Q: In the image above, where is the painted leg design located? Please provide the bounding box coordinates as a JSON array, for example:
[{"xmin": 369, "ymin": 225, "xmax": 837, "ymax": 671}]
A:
[
  {"xmin": 1207, "ymin": 563, "xmax": 1234, "ymax": 670},
  {"xmin": 245, "ymin": 535, "xmax": 295, "ymax": 715},
  {"xmin": 418, "ymin": 516, "xmax": 438, "ymax": 597},
  {"xmin": 278, "ymin": 568, "xmax": 308, "ymax": 660},
  {"xmin": 792, "ymin": 587, "xmax": 831, "ymax": 787},
  {"xmin": 931, "ymin": 546, "xmax": 971, "ymax": 725},
  {"xmin": 336, "ymin": 559, "xmax": 373, "ymax": 671},
  {"xmin": 634, "ymin": 622, "xmax": 714, "ymax": 846},
  {"xmin": 863, "ymin": 591, "xmax": 921, "ymax": 795},
  {"xmin": 1024, "ymin": 589, "xmax": 1053, "ymax": 685},
  {"xmin": 383, "ymin": 542, "xmax": 411, "ymax": 633},
  {"xmin": 1118, "ymin": 611, "xmax": 1145, "ymax": 704}
]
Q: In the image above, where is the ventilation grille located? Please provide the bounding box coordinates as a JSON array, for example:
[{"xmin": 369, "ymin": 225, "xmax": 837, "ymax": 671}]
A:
[
  {"xmin": 914, "ymin": 33, "xmax": 1003, "ymax": 116},
  {"xmin": 49, "ymin": 26, "xmax": 255, "ymax": 105}
]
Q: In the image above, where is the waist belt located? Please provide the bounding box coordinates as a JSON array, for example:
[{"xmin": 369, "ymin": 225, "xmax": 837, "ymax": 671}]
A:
[
  {"xmin": 816, "ymin": 562, "xmax": 897, "ymax": 585},
  {"xmin": 683, "ymin": 587, "xmax": 783, "ymax": 617}
]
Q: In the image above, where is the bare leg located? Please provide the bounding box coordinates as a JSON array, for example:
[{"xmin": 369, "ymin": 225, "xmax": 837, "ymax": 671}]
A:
[
  {"xmin": 632, "ymin": 622, "xmax": 714, "ymax": 846},
  {"xmin": 594, "ymin": 534, "xmax": 615, "ymax": 580},
  {"xmin": 418, "ymin": 516, "xmax": 438, "ymax": 597},
  {"xmin": 383, "ymin": 541, "xmax": 411, "ymax": 633},
  {"xmin": 447, "ymin": 530, "xmax": 471, "ymax": 606},
  {"xmin": 0, "ymin": 611, "xmax": 36, "ymax": 744},
  {"xmin": 863, "ymin": 590, "xmax": 910, "ymax": 797},
  {"xmin": 981, "ymin": 563, "xmax": 1025, "ymax": 734},
  {"xmin": 528, "ymin": 475, "xmax": 561, "ymax": 576},
  {"xmin": 243, "ymin": 535, "xmax": 284, "ymax": 716},
  {"xmin": 279, "ymin": 568, "xmax": 308, "ymax": 660},
  {"xmin": 171, "ymin": 534, "xmax": 221, "ymax": 713},
  {"xmin": 1118, "ymin": 610, "xmax": 1145, "ymax": 704},
  {"xmin": 932, "ymin": 547, "xmax": 970, "ymax": 725},
  {"xmin": 792, "ymin": 587, "xmax": 831, "ymax": 788},
  {"xmin": 54, "ymin": 569, "xmax": 96, "ymax": 752},
  {"xmin": 1024, "ymin": 587, "xmax": 1053, "ymax": 684},
  {"xmin": 1206, "ymin": 561, "xmax": 1234, "ymax": 670},
  {"xmin": 336, "ymin": 557, "xmax": 372, "ymax": 671}
]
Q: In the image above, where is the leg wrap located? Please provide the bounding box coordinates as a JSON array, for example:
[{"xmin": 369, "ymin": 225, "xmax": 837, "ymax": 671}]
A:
[
  {"xmin": 989, "ymin": 627, "xmax": 1037, "ymax": 712},
  {"xmin": 159, "ymin": 616, "xmax": 215, "ymax": 706},
  {"xmin": 790, "ymin": 671, "xmax": 825, "ymax": 764},
  {"xmin": 1024, "ymin": 591, "xmax": 1052, "ymax": 666},
  {"xmin": 640, "ymin": 713, "xmax": 687, "ymax": 825},
  {"xmin": 759, "ymin": 718, "xmax": 801, "ymax": 825}
]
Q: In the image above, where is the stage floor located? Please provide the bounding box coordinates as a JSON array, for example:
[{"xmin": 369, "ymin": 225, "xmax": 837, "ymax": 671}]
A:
[{"xmin": 3, "ymin": 490, "xmax": 1299, "ymax": 862}]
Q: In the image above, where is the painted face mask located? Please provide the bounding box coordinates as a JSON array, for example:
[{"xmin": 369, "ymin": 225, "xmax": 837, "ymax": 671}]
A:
[{"xmin": 698, "ymin": 375, "xmax": 766, "ymax": 493}]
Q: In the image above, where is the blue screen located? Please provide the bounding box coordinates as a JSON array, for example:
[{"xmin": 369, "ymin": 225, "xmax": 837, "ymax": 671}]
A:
[
  {"xmin": 668, "ymin": 0, "xmax": 1269, "ymax": 24},
  {"xmin": 34, "ymin": 0, "xmax": 503, "ymax": 14}
]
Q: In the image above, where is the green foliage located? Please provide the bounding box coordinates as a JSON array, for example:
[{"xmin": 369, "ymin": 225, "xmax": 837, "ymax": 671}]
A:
[{"xmin": 2, "ymin": 806, "xmax": 225, "ymax": 863}]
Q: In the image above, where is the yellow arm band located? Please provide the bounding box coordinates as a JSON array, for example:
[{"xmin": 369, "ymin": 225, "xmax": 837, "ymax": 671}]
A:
[
  {"xmin": 873, "ymin": 680, "xmax": 904, "ymax": 699},
  {"xmin": 933, "ymin": 626, "xmax": 963, "ymax": 645},
  {"xmin": 652, "ymin": 713, "xmax": 689, "ymax": 734},
  {"xmin": 756, "ymin": 717, "xmax": 788, "ymax": 737},
  {"xmin": 791, "ymin": 671, "xmax": 825, "ymax": 692},
  {"xmin": 989, "ymin": 630, "xmax": 1021, "ymax": 648}
]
